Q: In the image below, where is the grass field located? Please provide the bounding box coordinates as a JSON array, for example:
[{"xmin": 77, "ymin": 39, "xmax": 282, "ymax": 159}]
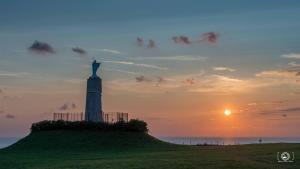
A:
[{"xmin": 0, "ymin": 131, "xmax": 299, "ymax": 169}]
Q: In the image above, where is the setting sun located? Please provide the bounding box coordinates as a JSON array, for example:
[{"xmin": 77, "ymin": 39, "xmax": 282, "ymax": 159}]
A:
[{"xmin": 224, "ymin": 109, "xmax": 232, "ymax": 116}]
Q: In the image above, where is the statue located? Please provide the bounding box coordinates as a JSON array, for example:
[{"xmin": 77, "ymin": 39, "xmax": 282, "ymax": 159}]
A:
[
  {"xmin": 92, "ymin": 60, "xmax": 100, "ymax": 78},
  {"xmin": 85, "ymin": 59, "xmax": 103, "ymax": 122}
]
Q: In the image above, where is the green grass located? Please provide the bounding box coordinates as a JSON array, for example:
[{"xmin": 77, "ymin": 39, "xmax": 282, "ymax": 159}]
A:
[{"xmin": 0, "ymin": 130, "xmax": 299, "ymax": 169}]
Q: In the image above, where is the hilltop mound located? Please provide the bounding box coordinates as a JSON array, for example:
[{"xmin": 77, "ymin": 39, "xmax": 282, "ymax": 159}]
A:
[{"xmin": 4, "ymin": 130, "xmax": 174, "ymax": 152}]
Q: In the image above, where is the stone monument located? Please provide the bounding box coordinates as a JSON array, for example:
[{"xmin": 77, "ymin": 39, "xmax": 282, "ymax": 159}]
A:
[{"xmin": 85, "ymin": 60, "xmax": 103, "ymax": 122}]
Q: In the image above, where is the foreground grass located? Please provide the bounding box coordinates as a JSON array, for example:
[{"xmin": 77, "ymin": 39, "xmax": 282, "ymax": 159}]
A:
[{"xmin": 0, "ymin": 131, "xmax": 299, "ymax": 169}]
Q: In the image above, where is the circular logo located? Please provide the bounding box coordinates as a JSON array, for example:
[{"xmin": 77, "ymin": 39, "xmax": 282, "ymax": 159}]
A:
[{"xmin": 280, "ymin": 152, "xmax": 291, "ymax": 162}]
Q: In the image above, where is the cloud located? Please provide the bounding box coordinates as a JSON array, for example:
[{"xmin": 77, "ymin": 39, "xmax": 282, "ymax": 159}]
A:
[
  {"xmin": 281, "ymin": 107, "xmax": 300, "ymax": 112},
  {"xmin": 256, "ymin": 61, "xmax": 300, "ymax": 79},
  {"xmin": 280, "ymin": 53, "xmax": 300, "ymax": 59},
  {"xmin": 136, "ymin": 37, "xmax": 144, "ymax": 47},
  {"xmin": 213, "ymin": 67, "xmax": 236, "ymax": 72},
  {"xmin": 0, "ymin": 71, "xmax": 31, "ymax": 78},
  {"xmin": 5, "ymin": 114, "xmax": 15, "ymax": 119},
  {"xmin": 135, "ymin": 75, "xmax": 151, "ymax": 82},
  {"xmin": 157, "ymin": 76, "xmax": 167, "ymax": 83},
  {"xmin": 72, "ymin": 47, "xmax": 87, "ymax": 55},
  {"xmin": 136, "ymin": 37, "xmax": 156, "ymax": 48},
  {"xmin": 59, "ymin": 103, "xmax": 69, "ymax": 111},
  {"xmin": 92, "ymin": 49, "xmax": 125, "ymax": 55},
  {"xmin": 172, "ymin": 32, "xmax": 219, "ymax": 45},
  {"xmin": 102, "ymin": 60, "xmax": 168, "ymax": 70},
  {"xmin": 71, "ymin": 103, "xmax": 76, "ymax": 109},
  {"xmin": 183, "ymin": 78, "xmax": 196, "ymax": 85},
  {"xmin": 0, "ymin": 89, "xmax": 2, "ymax": 94},
  {"xmin": 106, "ymin": 72, "xmax": 270, "ymax": 95},
  {"xmin": 172, "ymin": 36, "xmax": 192, "ymax": 45},
  {"xmin": 58, "ymin": 103, "xmax": 76, "ymax": 111},
  {"xmin": 147, "ymin": 39, "xmax": 156, "ymax": 48},
  {"xmin": 201, "ymin": 32, "xmax": 219, "ymax": 43},
  {"xmin": 28, "ymin": 40, "xmax": 55, "ymax": 54},
  {"xmin": 131, "ymin": 55, "xmax": 207, "ymax": 61},
  {"xmin": 247, "ymin": 102, "xmax": 258, "ymax": 106},
  {"xmin": 288, "ymin": 61, "xmax": 300, "ymax": 67},
  {"xmin": 255, "ymin": 70, "xmax": 297, "ymax": 78},
  {"xmin": 103, "ymin": 68, "xmax": 140, "ymax": 75}
]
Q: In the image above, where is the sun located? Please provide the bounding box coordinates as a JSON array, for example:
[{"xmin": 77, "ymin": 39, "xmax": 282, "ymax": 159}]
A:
[{"xmin": 224, "ymin": 109, "xmax": 232, "ymax": 116}]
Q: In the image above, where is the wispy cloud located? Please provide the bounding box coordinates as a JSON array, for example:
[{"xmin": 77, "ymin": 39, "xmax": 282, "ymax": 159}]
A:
[
  {"xmin": 132, "ymin": 55, "xmax": 207, "ymax": 61},
  {"xmin": 102, "ymin": 60, "xmax": 168, "ymax": 70},
  {"xmin": 72, "ymin": 47, "xmax": 87, "ymax": 55},
  {"xmin": 288, "ymin": 61, "xmax": 300, "ymax": 67},
  {"xmin": 0, "ymin": 71, "xmax": 31, "ymax": 77},
  {"xmin": 91, "ymin": 48, "xmax": 125, "ymax": 55},
  {"xmin": 255, "ymin": 70, "xmax": 297, "ymax": 78},
  {"xmin": 28, "ymin": 40, "xmax": 55, "ymax": 54},
  {"xmin": 106, "ymin": 73, "xmax": 257, "ymax": 94},
  {"xmin": 213, "ymin": 67, "xmax": 236, "ymax": 72},
  {"xmin": 280, "ymin": 53, "xmax": 300, "ymax": 59},
  {"xmin": 5, "ymin": 114, "xmax": 15, "ymax": 119},
  {"xmin": 281, "ymin": 107, "xmax": 300, "ymax": 112},
  {"xmin": 103, "ymin": 68, "xmax": 140, "ymax": 75}
]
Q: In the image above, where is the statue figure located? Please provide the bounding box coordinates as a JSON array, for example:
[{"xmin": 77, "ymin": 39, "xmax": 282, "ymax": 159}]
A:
[{"xmin": 92, "ymin": 60, "xmax": 100, "ymax": 78}]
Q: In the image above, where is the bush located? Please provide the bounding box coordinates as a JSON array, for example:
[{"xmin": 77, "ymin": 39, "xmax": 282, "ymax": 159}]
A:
[{"xmin": 31, "ymin": 119, "xmax": 148, "ymax": 133}]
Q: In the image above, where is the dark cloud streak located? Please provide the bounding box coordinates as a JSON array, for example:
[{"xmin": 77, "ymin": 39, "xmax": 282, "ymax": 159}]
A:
[
  {"xmin": 28, "ymin": 40, "xmax": 55, "ymax": 54},
  {"xmin": 172, "ymin": 36, "xmax": 192, "ymax": 45},
  {"xmin": 201, "ymin": 32, "xmax": 219, "ymax": 44},
  {"xmin": 6, "ymin": 114, "xmax": 15, "ymax": 119},
  {"xmin": 281, "ymin": 107, "xmax": 300, "ymax": 112},
  {"xmin": 136, "ymin": 37, "xmax": 144, "ymax": 47},
  {"xmin": 135, "ymin": 75, "xmax": 151, "ymax": 82},
  {"xmin": 72, "ymin": 47, "xmax": 87, "ymax": 55},
  {"xmin": 147, "ymin": 39, "xmax": 156, "ymax": 48}
]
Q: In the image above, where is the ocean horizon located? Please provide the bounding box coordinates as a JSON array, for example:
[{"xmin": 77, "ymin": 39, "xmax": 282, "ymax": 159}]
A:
[
  {"xmin": 159, "ymin": 137, "xmax": 300, "ymax": 145},
  {"xmin": 0, "ymin": 137, "xmax": 20, "ymax": 149},
  {"xmin": 1, "ymin": 136, "xmax": 300, "ymax": 149}
]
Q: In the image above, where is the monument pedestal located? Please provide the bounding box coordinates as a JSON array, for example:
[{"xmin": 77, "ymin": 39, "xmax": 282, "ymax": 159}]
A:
[{"xmin": 85, "ymin": 60, "xmax": 103, "ymax": 122}]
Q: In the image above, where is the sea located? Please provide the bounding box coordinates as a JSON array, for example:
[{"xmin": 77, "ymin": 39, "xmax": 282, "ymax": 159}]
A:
[
  {"xmin": 159, "ymin": 137, "xmax": 300, "ymax": 145},
  {"xmin": 0, "ymin": 137, "xmax": 20, "ymax": 149},
  {"xmin": 0, "ymin": 137, "xmax": 300, "ymax": 149}
]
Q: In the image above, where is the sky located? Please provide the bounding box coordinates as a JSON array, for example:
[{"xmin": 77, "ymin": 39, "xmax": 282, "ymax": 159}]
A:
[{"xmin": 1, "ymin": 0, "xmax": 300, "ymax": 137}]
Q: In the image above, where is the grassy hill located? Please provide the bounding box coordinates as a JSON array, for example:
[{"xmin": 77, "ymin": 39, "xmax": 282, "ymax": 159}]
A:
[{"xmin": 0, "ymin": 130, "xmax": 299, "ymax": 169}]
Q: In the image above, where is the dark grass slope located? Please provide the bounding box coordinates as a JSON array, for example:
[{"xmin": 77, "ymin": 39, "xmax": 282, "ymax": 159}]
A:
[
  {"xmin": 0, "ymin": 130, "xmax": 299, "ymax": 169},
  {"xmin": 3, "ymin": 130, "xmax": 175, "ymax": 152}
]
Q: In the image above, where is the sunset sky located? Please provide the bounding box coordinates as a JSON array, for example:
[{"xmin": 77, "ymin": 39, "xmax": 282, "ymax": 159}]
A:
[{"xmin": 1, "ymin": 0, "xmax": 300, "ymax": 137}]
